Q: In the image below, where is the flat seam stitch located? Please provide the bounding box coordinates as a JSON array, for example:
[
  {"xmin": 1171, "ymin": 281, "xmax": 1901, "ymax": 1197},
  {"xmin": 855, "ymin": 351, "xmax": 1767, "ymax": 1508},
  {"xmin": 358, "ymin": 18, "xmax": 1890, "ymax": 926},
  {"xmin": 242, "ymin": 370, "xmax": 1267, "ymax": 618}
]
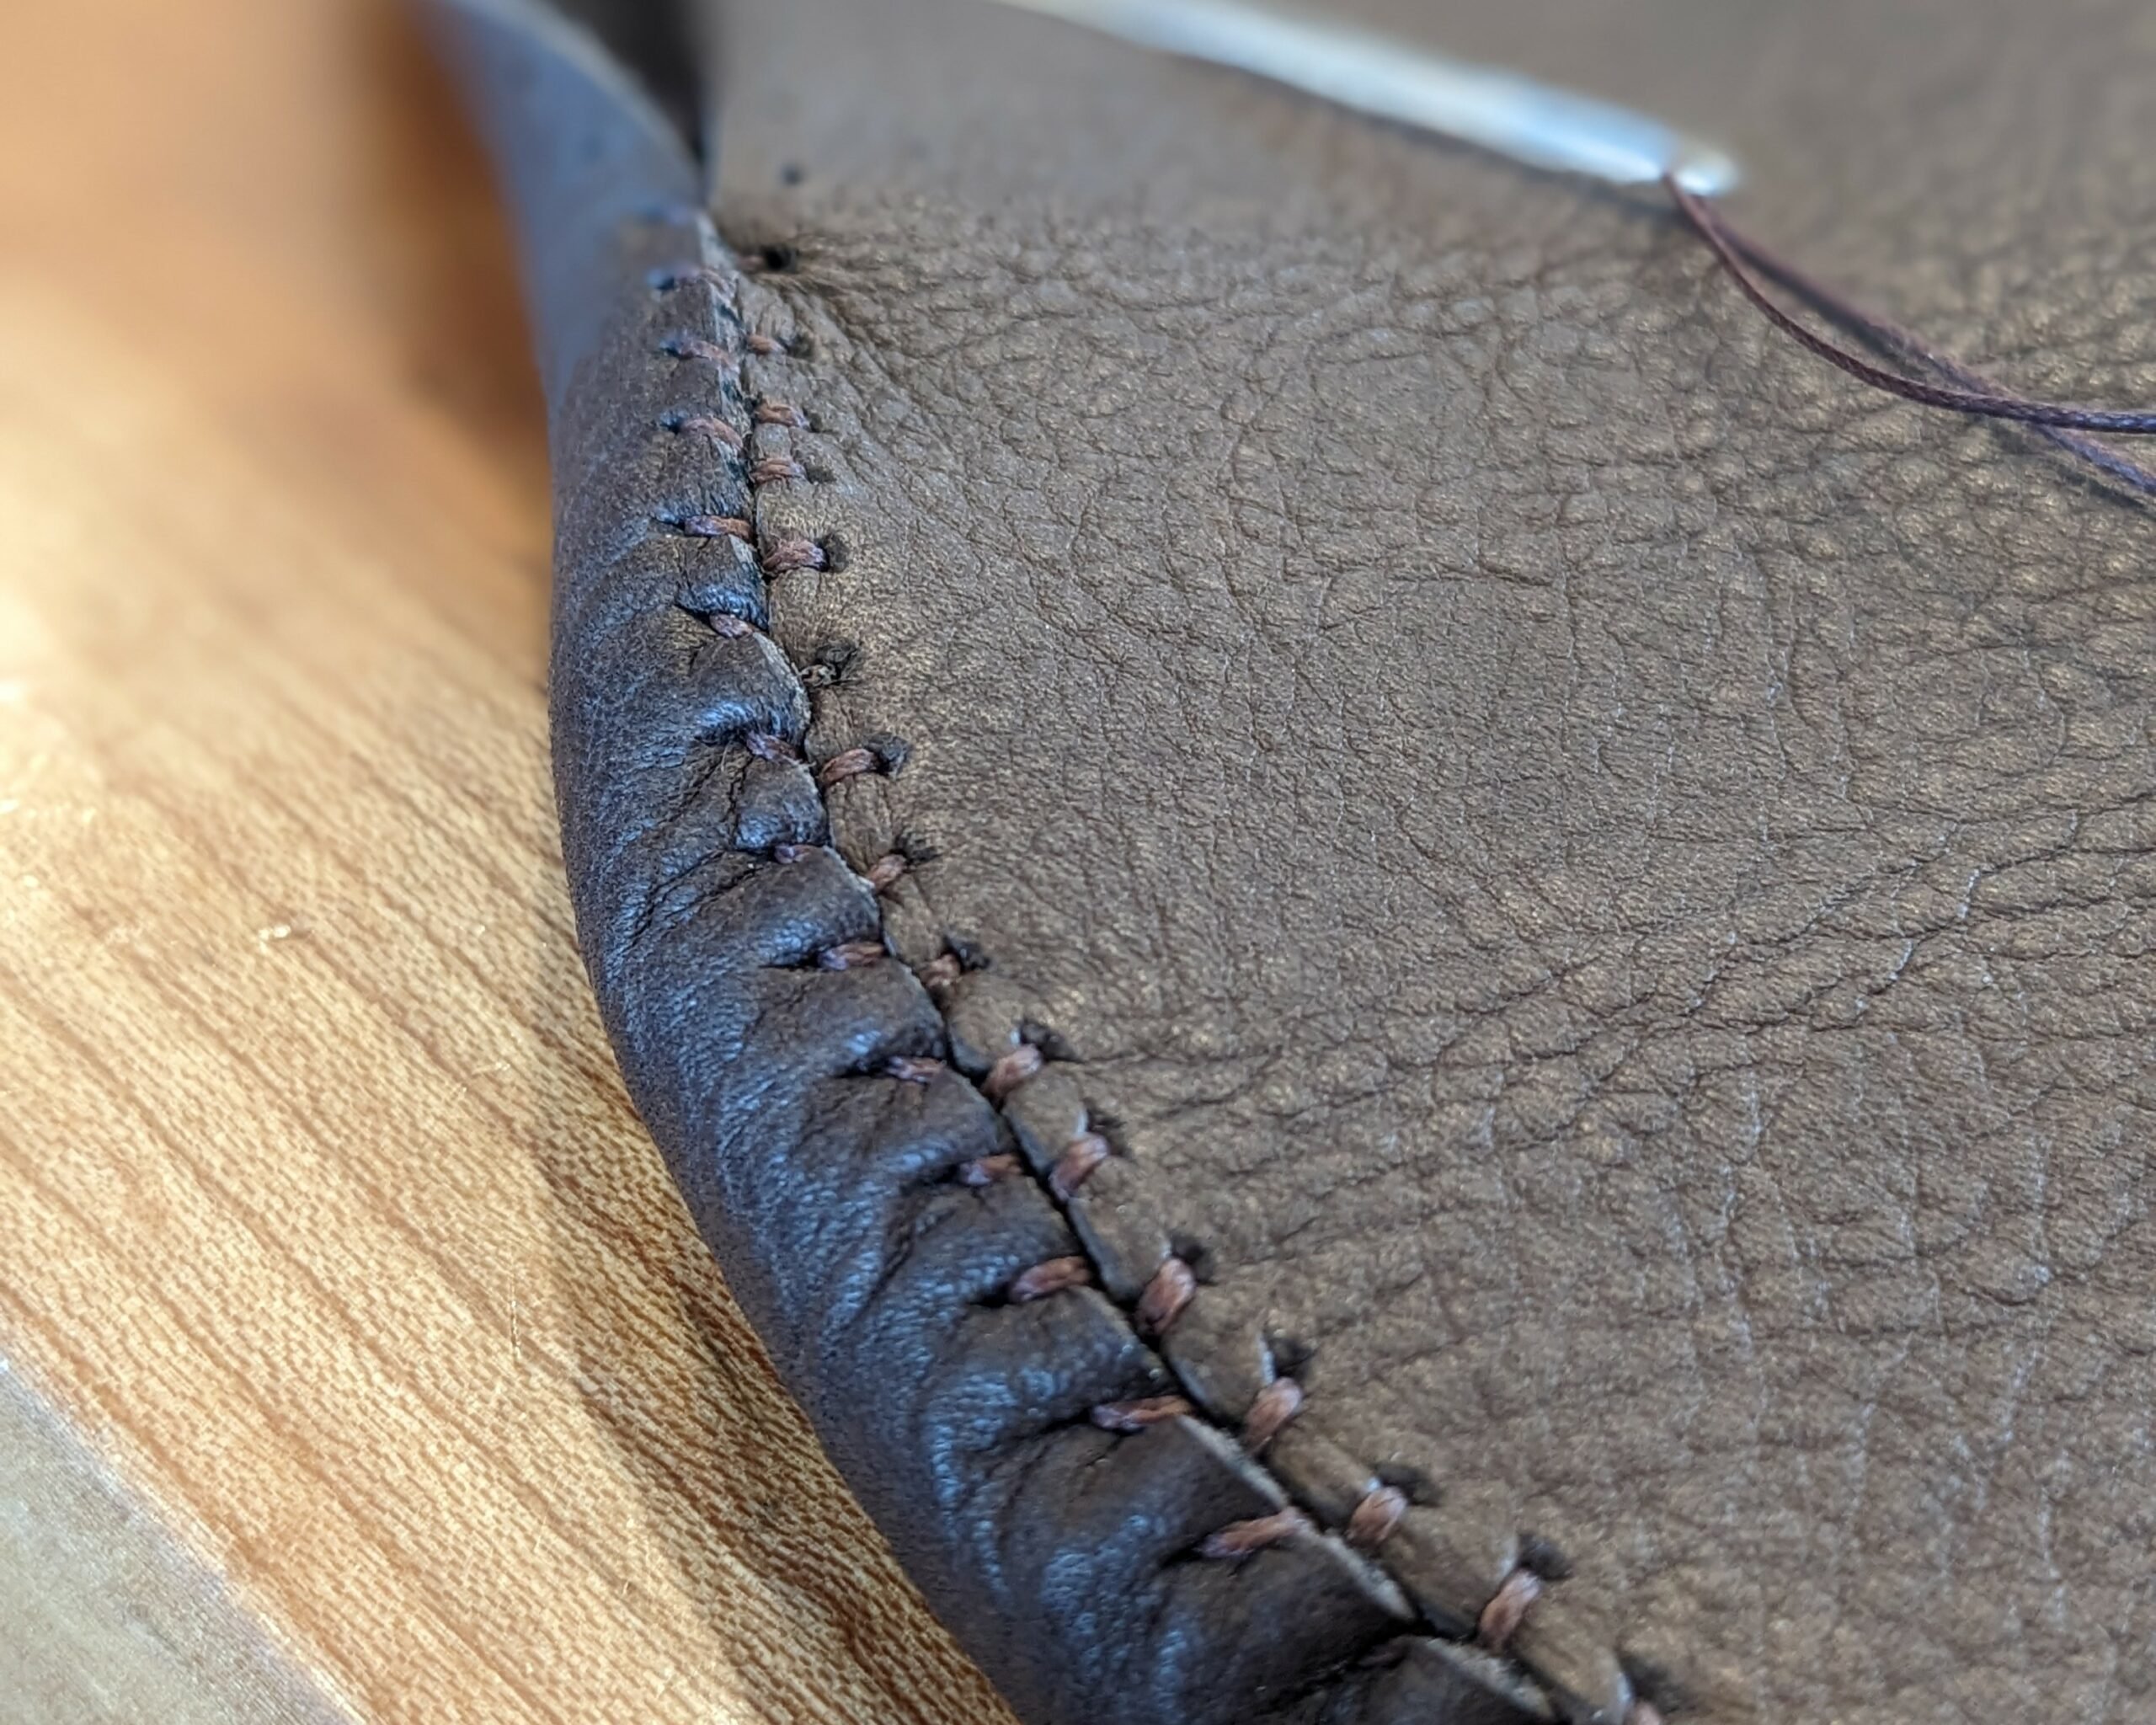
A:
[{"xmin": 664, "ymin": 207, "xmax": 1642, "ymax": 1725}]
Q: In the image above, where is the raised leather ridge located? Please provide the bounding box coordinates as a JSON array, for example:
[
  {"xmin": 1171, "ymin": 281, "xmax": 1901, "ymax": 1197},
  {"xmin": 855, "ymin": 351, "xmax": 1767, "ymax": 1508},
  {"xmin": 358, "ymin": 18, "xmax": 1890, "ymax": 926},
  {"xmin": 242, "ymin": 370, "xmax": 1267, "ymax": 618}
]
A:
[{"xmin": 426, "ymin": 3, "xmax": 1555, "ymax": 1722}]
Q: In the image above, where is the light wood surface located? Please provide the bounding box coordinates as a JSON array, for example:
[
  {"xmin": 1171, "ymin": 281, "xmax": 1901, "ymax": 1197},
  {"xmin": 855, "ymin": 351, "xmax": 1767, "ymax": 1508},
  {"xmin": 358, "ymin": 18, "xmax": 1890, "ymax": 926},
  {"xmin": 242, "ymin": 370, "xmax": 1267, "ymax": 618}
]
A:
[{"xmin": 0, "ymin": 3, "xmax": 1016, "ymax": 1722}]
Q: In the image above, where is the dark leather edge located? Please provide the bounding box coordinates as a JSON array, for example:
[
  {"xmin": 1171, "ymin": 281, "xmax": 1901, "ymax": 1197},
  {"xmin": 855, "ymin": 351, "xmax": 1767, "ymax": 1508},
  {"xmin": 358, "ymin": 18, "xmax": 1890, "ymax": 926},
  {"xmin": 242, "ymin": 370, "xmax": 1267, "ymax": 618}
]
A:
[{"xmin": 422, "ymin": 3, "xmax": 1614, "ymax": 1721}]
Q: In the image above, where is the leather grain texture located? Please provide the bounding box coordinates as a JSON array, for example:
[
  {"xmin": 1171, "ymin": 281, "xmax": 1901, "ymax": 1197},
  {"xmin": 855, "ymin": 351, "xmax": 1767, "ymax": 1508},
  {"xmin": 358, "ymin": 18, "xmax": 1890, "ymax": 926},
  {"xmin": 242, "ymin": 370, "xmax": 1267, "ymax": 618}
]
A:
[{"xmin": 433, "ymin": 1, "xmax": 2156, "ymax": 1722}]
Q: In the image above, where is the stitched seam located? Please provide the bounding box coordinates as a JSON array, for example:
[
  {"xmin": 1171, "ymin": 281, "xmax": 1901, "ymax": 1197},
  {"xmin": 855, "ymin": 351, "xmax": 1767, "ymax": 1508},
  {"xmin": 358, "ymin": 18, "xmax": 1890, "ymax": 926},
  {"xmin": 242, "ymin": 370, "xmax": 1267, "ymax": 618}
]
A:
[{"xmin": 651, "ymin": 207, "xmax": 1667, "ymax": 1725}]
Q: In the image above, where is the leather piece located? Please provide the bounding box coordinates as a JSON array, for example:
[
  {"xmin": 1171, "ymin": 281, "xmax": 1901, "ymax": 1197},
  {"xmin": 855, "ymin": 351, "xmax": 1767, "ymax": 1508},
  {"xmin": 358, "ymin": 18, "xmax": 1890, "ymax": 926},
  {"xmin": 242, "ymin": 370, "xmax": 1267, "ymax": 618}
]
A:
[
  {"xmin": 431, "ymin": 1, "xmax": 2156, "ymax": 1722},
  {"xmin": 706, "ymin": 1, "xmax": 2156, "ymax": 1721}
]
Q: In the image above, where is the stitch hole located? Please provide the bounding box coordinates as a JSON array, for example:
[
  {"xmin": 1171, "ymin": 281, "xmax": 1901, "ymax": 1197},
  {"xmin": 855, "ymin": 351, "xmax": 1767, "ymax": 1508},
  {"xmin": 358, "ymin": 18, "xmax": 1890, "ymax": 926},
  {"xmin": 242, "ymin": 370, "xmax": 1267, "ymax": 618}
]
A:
[
  {"xmin": 798, "ymin": 639, "xmax": 861, "ymax": 691},
  {"xmin": 1619, "ymin": 1658, "xmax": 1686, "ymax": 1724},
  {"xmin": 815, "ymin": 531, "xmax": 852, "ymax": 573},
  {"xmin": 753, "ymin": 242, "xmax": 800, "ymax": 274},
  {"xmin": 1264, "ymin": 1331, "xmax": 1316, "ymax": 1381},
  {"xmin": 1017, "ymin": 1019, "xmax": 1079, "ymax": 1064},
  {"xmin": 1370, "ymin": 1459, "xmax": 1434, "ymax": 1504},
  {"xmin": 1241, "ymin": 1376, "xmax": 1304, "ymax": 1452},
  {"xmin": 983, "ymin": 1043, "xmax": 1044, "ymax": 1102},
  {"xmin": 1517, "ymin": 1533, "xmax": 1574, "ymax": 1583}
]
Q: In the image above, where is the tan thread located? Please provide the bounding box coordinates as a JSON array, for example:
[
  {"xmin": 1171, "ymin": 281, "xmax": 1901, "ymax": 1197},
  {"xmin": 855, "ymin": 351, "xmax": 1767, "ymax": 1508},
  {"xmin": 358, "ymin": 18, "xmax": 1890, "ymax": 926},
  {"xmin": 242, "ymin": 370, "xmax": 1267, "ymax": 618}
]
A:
[
  {"xmin": 957, "ymin": 1153, "xmax": 1021, "ymax": 1187},
  {"xmin": 862, "ymin": 852, "xmax": 910, "ymax": 892},
  {"xmin": 1242, "ymin": 1376, "xmax": 1305, "ymax": 1453},
  {"xmin": 1134, "ymin": 1255, "xmax": 1197, "ymax": 1339},
  {"xmin": 1049, "ymin": 1131, "xmax": 1111, "ymax": 1201},
  {"xmin": 1199, "ymin": 1508, "xmax": 1311, "ymax": 1561},
  {"xmin": 1007, "ymin": 1256, "xmax": 1093, "ymax": 1304},
  {"xmin": 1345, "ymin": 1484, "xmax": 1409, "ymax": 1551},
  {"xmin": 1090, "ymin": 1395, "xmax": 1194, "ymax": 1432},
  {"xmin": 983, "ymin": 1044, "xmax": 1045, "ymax": 1102},
  {"xmin": 1477, "ymin": 1567, "xmax": 1545, "ymax": 1653}
]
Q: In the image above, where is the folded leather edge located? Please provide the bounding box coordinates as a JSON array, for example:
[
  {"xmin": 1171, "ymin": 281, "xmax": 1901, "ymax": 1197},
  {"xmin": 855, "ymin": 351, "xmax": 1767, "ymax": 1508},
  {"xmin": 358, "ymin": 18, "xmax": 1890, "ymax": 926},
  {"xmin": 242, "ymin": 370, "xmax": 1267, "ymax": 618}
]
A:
[{"xmin": 423, "ymin": 3, "xmax": 1652, "ymax": 1721}]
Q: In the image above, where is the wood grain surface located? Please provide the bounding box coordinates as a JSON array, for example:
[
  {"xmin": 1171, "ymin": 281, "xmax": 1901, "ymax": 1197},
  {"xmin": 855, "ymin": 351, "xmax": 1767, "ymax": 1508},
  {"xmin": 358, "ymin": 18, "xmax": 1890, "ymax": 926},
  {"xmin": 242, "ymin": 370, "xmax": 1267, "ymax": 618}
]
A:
[{"xmin": 0, "ymin": 3, "xmax": 1016, "ymax": 1721}]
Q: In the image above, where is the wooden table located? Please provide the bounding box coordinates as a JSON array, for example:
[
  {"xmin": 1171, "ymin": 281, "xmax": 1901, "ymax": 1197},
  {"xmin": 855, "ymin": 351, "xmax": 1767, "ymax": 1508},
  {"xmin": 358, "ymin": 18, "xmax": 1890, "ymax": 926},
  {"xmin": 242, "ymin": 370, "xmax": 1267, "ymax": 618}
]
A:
[{"xmin": 0, "ymin": 3, "xmax": 1015, "ymax": 1720}]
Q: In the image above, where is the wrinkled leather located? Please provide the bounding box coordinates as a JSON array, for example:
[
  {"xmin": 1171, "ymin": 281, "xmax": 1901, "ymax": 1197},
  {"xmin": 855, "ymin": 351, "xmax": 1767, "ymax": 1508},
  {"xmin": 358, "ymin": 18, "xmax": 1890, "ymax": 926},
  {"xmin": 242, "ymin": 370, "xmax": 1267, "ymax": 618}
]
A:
[{"xmin": 432, "ymin": 1, "xmax": 2156, "ymax": 1722}]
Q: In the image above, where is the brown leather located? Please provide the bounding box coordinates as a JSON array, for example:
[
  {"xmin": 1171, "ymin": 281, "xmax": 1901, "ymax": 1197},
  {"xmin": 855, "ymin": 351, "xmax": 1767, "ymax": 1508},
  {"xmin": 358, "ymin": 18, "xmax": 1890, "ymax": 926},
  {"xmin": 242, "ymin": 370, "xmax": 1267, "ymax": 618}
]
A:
[{"xmin": 701, "ymin": 1, "xmax": 2156, "ymax": 1721}]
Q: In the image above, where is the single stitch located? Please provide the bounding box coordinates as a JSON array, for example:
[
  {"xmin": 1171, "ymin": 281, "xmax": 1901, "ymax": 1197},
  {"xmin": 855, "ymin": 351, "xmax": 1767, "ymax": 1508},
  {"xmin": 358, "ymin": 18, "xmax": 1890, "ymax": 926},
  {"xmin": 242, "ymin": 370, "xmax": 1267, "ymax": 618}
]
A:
[
  {"xmin": 818, "ymin": 745, "xmax": 883, "ymax": 788},
  {"xmin": 662, "ymin": 333, "xmax": 742, "ymax": 376},
  {"xmin": 1477, "ymin": 1567, "xmax": 1545, "ymax": 1653},
  {"xmin": 1134, "ymin": 1255, "xmax": 1197, "ymax": 1339},
  {"xmin": 958, "ymin": 1153, "xmax": 1021, "ymax": 1186},
  {"xmin": 673, "ymin": 512, "xmax": 755, "ymax": 542},
  {"xmin": 704, "ymin": 613, "xmax": 755, "ymax": 639},
  {"xmin": 745, "ymin": 733, "xmax": 801, "ymax": 763},
  {"xmin": 1007, "ymin": 1255, "xmax": 1095, "ymax": 1303},
  {"xmin": 1199, "ymin": 1507, "xmax": 1312, "ymax": 1561},
  {"xmin": 984, "ymin": 1043, "xmax": 1046, "ymax": 1102},
  {"xmin": 818, "ymin": 940, "xmax": 888, "ymax": 971},
  {"xmin": 763, "ymin": 537, "xmax": 830, "ymax": 575},
  {"xmin": 885, "ymin": 1055, "xmax": 947, "ymax": 1085},
  {"xmin": 1242, "ymin": 1376, "xmax": 1305, "ymax": 1452},
  {"xmin": 773, "ymin": 841, "xmax": 814, "ymax": 864},
  {"xmin": 1049, "ymin": 1131, "xmax": 1112, "ymax": 1200},
  {"xmin": 1346, "ymin": 1485, "xmax": 1409, "ymax": 1551},
  {"xmin": 755, "ymin": 400, "xmax": 813, "ymax": 428},
  {"xmin": 1091, "ymin": 1394, "xmax": 1195, "ymax": 1431},
  {"xmin": 669, "ymin": 411, "xmax": 745, "ymax": 450},
  {"xmin": 750, "ymin": 456, "xmax": 809, "ymax": 485},
  {"xmin": 862, "ymin": 852, "xmax": 910, "ymax": 892}
]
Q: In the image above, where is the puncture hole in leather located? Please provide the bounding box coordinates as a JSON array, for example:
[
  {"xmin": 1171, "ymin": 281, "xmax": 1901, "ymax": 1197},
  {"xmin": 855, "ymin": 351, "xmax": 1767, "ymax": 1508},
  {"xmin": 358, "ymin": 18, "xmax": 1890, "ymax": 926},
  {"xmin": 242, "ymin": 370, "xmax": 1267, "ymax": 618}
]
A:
[
  {"xmin": 1515, "ymin": 1531, "xmax": 1575, "ymax": 1582},
  {"xmin": 943, "ymin": 934, "xmax": 992, "ymax": 975},
  {"xmin": 1018, "ymin": 1019, "xmax": 1078, "ymax": 1064},
  {"xmin": 1370, "ymin": 1459, "xmax": 1434, "ymax": 1505},
  {"xmin": 753, "ymin": 242, "xmax": 800, "ymax": 274}
]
